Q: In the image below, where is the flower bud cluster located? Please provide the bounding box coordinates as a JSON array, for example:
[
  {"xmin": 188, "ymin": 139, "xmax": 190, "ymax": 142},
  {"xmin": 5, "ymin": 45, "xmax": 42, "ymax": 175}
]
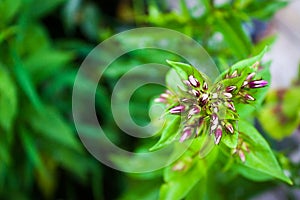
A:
[{"xmin": 155, "ymin": 62, "xmax": 268, "ymax": 149}]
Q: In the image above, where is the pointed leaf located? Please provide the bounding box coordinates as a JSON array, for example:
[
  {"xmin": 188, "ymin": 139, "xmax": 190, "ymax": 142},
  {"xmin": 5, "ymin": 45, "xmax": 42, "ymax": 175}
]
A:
[
  {"xmin": 0, "ymin": 66, "xmax": 17, "ymax": 131},
  {"xmin": 149, "ymin": 115, "xmax": 181, "ymax": 151},
  {"xmin": 238, "ymin": 120, "xmax": 292, "ymax": 185}
]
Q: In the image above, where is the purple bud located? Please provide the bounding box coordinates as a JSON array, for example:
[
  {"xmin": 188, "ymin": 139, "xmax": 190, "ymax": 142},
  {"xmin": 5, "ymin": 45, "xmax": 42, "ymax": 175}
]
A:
[
  {"xmin": 188, "ymin": 75, "xmax": 200, "ymax": 87},
  {"xmin": 200, "ymin": 93, "xmax": 209, "ymax": 105},
  {"xmin": 225, "ymin": 86, "xmax": 237, "ymax": 93},
  {"xmin": 248, "ymin": 80, "xmax": 268, "ymax": 88},
  {"xmin": 244, "ymin": 94, "xmax": 255, "ymax": 101},
  {"xmin": 203, "ymin": 82, "xmax": 208, "ymax": 90},
  {"xmin": 165, "ymin": 90, "xmax": 172, "ymax": 95},
  {"xmin": 154, "ymin": 97, "xmax": 166, "ymax": 103},
  {"xmin": 183, "ymin": 80, "xmax": 191, "ymax": 87},
  {"xmin": 226, "ymin": 101, "xmax": 236, "ymax": 111},
  {"xmin": 223, "ymin": 92, "xmax": 233, "ymax": 98},
  {"xmin": 191, "ymin": 89, "xmax": 200, "ymax": 97},
  {"xmin": 214, "ymin": 126, "xmax": 222, "ymax": 144},
  {"xmin": 246, "ymin": 72, "xmax": 256, "ymax": 81},
  {"xmin": 180, "ymin": 127, "xmax": 192, "ymax": 142},
  {"xmin": 212, "ymin": 113, "xmax": 218, "ymax": 121},
  {"xmin": 181, "ymin": 98, "xmax": 190, "ymax": 103},
  {"xmin": 170, "ymin": 105, "xmax": 185, "ymax": 114},
  {"xmin": 225, "ymin": 123, "xmax": 234, "ymax": 134},
  {"xmin": 211, "ymin": 115, "xmax": 219, "ymax": 131},
  {"xmin": 239, "ymin": 150, "xmax": 246, "ymax": 162},
  {"xmin": 188, "ymin": 106, "xmax": 200, "ymax": 118}
]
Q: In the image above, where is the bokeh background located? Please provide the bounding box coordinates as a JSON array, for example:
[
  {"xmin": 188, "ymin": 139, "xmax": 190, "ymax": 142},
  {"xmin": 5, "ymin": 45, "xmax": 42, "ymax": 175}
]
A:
[{"xmin": 0, "ymin": 0, "xmax": 299, "ymax": 199}]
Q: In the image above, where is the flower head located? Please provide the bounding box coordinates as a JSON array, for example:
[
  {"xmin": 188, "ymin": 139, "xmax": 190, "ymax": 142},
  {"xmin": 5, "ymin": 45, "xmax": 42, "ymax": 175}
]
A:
[{"xmin": 156, "ymin": 60, "xmax": 268, "ymax": 155}]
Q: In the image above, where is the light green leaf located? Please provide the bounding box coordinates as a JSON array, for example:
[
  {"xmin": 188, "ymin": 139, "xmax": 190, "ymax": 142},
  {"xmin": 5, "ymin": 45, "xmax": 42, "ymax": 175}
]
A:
[
  {"xmin": 160, "ymin": 145, "xmax": 218, "ymax": 200},
  {"xmin": 166, "ymin": 60, "xmax": 211, "ymax": 87},
  {"xmin": 149, "ymin": 115, "xmax": 181, "ymax": 151},
  {"xmin": 230, "ymin": 46, "xmax": 268, "ymax": 71},
  {"xmin": 0, "ymin": 66, "xmax": 17, "ymax": 131},
  {"xmin": 159, "ymin": 160, "xmax": 205, "ymax": 200},
  {"xmin": 221, "ymin": 130, "xmax": 239, "ymax": 149},
  {"xmin": 238, "ymin": 120, "xmax": 292, "ymax": 185},
  {"xmin": 166, "ymin": 60, "xmax": 193, "ymax": 80},
  {"xmin": 235, "ymin": 164, "xmax": 273, "ymax": 182}
]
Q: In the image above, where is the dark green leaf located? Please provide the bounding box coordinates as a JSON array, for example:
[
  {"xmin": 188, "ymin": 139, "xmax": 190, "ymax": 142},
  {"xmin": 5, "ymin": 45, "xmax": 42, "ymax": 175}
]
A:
[
  {"xmin": 0, "ymin": 66, "xmax": 17, "ymax": 131},
  {"xmin": 27, "ymin": 106, "xmax": 82, "ymax": 151},
  {"xmin": 12, "ymin": 51, "xmax": 43, "ymax": 110}
]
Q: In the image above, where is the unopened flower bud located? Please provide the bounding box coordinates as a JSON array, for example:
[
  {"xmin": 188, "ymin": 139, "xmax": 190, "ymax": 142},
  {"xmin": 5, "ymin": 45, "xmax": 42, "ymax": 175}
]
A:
[
  {"xmin": 154, "ymin": 97, "xmax": 166, "ymax": 103},
  {"xmin": 188, "ymin": 106, "xmax": 200, "ymax": 118},
  {"xmin": 203, "ymin": 82, "xmax": 208, "ymax": 90},
  {"xmin": 246, "ymin": 72, "xmax": 256, "ymax": 81},
  {"xmin": 188, "ymin": 75, "xmax": 200, "ymax": 87},
  {"xmin": 225, "ymin": 86, "xmax": 237, "ymax": 93},
  {"xmin": 225, "ymin": 123, "xmax": 234, "ymax": 134},
  {"xmin": 223, "ymin": 92, "xmax": 233, "ymax": 98},
  {"xmin": 180, "ymin": 127, "xmax": 192, "ymax": 142},
  {"xmin": 199, "ymin": 93, "xmax": 209, "ymax": 105},
  {"xmin": 226, "ymin": 101, "xmax": 235, "ymax": 111},
  {"xmin": 248, "ymin": 80, "xmax": 268, "ymax": 88},
  {"xmin": 170, "ymin": 105, "xmax": 185, "ymax": 114},
  {"xmin": 191, "ymin": 89, "xmax": 200, "ymax": 97},
  {"xmin": 239, "ymin": 150, "xmax": 246, "ymax": 162},
  {"xmin": 214, "ymin": 126, "xmax": 222, "ymax": 144},
  {"xmin": 244, "ymin": 94, "xmax": 255, "ymax": 101}
]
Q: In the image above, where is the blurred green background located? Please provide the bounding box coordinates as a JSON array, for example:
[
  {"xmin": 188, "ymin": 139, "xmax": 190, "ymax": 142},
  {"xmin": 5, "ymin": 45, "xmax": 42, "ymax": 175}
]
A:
[{"xmin": 1, "ymin": 0, "xmax": 300, "ymax": 199}]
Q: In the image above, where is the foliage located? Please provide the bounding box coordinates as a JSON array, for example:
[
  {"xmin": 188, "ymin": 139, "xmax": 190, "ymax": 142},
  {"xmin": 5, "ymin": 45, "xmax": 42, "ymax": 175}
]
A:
[{"xmin": 1, "ymin": 0, "xmax": 299, "ymax": 199}]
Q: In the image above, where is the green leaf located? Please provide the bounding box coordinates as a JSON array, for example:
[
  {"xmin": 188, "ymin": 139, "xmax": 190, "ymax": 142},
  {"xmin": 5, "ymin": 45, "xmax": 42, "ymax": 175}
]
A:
[
  {"xmin": 246, "ymin": 1, "xmax": 288, "ymax": 20},
  {"xmin": 23, "ymin": 49, "xmax": 74, "ymax": 82},
  {"xmin": 0, "ymin": 0, "xmax": 21, "ymax": 25},
  {"xmin": 166, "ymin": 60, "xmax": 193, "ymax": 80},
  {"xmin": 20, "ymin": 128, "xmax": 56, "ymax": 196},
  {"xmin": 0, "ymin": 26, "xmax": 18, "ymax": 44},
  {"xmin": 0, "ymin": 66, "xmax": 17, "ymax": 131},
  {"xmin": 27, "ymin": 106, "xmax": 82, "ymax": 151},
  {"xmin": 221, "ymin": 130, "xmax": 239, "ymax": 149},
  {"xmin": 235, "ymin": 164, "xmax": 273, "ymax": 182},
  {"xmin": 159, "ymin": 160, "xmax": 205, "ymax": 200},
  {"xmin": 29, "ymin": 0, "xmax": 66, "ymax": 18},
  {"xmin": 238, "ymin": 120, "xmax": 292, "ymax": 185},
  {"xmin": 160, "ymin": 144, "xmax": 218, "ymax": 200},
  {"xmin": 149, "ymin": 115, "xmax": 181, "ymax": 151},
  {"xmin": 12, "ymin": 51, "xmax": 43, "ymax": 110},
  {"xmin": 214, "ymin": 16, "xmax": 251, "ymax": 59},
  {"xmin": 230, "ymin": 46, "xmax": 268, "ymax": 71},
  {"xmin": 166, "ymin": 60, "xmax": 211, "ymax": 87}
]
